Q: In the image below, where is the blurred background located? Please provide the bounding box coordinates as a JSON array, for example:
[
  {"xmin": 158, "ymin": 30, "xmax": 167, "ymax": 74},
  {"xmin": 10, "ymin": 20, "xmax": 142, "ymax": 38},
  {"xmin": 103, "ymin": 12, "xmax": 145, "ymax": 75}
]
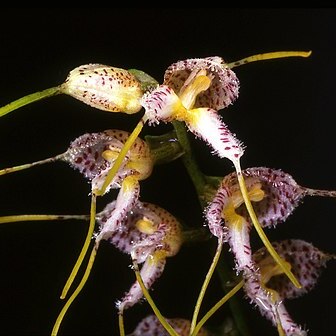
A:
[{"xmin": 0, "ymin": 8, "xmax": 335, "ymax": 336}]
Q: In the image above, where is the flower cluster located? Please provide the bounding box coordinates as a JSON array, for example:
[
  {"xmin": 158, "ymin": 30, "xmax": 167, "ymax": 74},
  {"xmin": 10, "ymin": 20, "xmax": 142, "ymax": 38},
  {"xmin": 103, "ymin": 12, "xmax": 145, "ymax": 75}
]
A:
[{"xmin": 0, "ymin": 50, "xmax": 333, "ymax": 336}]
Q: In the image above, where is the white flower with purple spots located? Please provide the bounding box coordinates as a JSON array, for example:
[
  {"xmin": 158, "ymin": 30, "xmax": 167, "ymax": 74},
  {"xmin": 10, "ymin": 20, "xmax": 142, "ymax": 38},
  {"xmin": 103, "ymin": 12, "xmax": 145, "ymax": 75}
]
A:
[
  {"xmin": 245, "ymin": 239, "xmax": 334, "ymax": 336},
  {"xmin": 141, "ymin": 57, "xmax": 244, "ymax": 165}
]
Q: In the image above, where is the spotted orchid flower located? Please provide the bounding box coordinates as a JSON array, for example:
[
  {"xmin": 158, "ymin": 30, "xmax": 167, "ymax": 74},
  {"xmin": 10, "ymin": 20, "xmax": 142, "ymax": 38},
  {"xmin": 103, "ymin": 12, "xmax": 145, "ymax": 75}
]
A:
[
  {"xmin": 96, "ymin": 201, "xmax": 183, "ymax": 313},
  {"xmin": 0, "ymin": 129, "xmax": 153, "ymax": 195},
  {"xmin": 61, "ymin": 64, "xmax": 144, "ymax": 114},
  {"xmin": 1, "ymin": 129, "xmax": 153, "ymax": 237},
  {"xmin": 206, "ymin": 167, "xmax": 336, "ymax": 273},
  {"xmin": 52, "ymin": 200, "xmax": 182, "ymax": 335},
  {"xmin": 245, "ymin": 239, "xmax": 335, "ymax": 336},
  {"xmin": 141, "ymin": 57, "xmax": 244, "ymax": 165},
  {"xmin": 128, "ymin": 314, "xmax": 209, "ymax": 336},
  {"xmin": 62, "ymin": 129, "xmax": 153, "ymax": 194},
  {"xmin": 60, "ymin": 129, "xmax": 155, "ymax": 245},
  {"xmin": 0, "ymin": 64, "xmax": 147, "ymax": 118},
  {"xmin": 59, "ymin": 129, "xmax": 155, "ymax": 306}
]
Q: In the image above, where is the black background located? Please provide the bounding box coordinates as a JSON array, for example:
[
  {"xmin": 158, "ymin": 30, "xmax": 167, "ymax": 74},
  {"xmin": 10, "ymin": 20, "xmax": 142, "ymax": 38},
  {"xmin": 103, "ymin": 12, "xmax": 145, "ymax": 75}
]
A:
[{"xmin": 0, "ymin": 8, "xmax": 335, "ymax": 336}]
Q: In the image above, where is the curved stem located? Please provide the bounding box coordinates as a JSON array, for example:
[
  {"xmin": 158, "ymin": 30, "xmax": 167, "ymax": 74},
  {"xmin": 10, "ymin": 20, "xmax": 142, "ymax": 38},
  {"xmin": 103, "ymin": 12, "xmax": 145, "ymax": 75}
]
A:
[
  {"xmin": 60, "ymin": 193, "xmax": 97, "ymax": 299},
  {"xmin": 191, "ymin": 279, "xmax": 244, "ymax": 336},
  {"xmin": 51, "ymin": 245, "xmax": 98, "ymax": 336},
  {"xmin": 172, "ymin": 121, "xmax": 206, "ymax": 205},
  {"xmin": 0, "ymin": 154, "xmax": 64, "ymax": 176},
  {"xmin": 132, "ymin": 259, "xmax": 179, "ymax": 336},
  {"xmin": 189, "ymin": 240, "xmax": 223, "ymax": 335},
  {"xmin": 216, "ymin": 251, "xmax": 251, "ymax": 336},
  {"xmin": 118, "ymin": 313, "xmax": 126, "ymax": 336},
  {"xmin": 227, "ymin": 51, "xmax": 312, "ymax": 68},
  {"xmin": 0, "ymin": 214, "xmax": 88, "ymax": 224},
  {"xmin": 145, "ymin": 130, "xmax": 184, "ymax": 165},
  {"xmin": 0, "ymin": 86, "xmax": 62, "ymax": 117}
]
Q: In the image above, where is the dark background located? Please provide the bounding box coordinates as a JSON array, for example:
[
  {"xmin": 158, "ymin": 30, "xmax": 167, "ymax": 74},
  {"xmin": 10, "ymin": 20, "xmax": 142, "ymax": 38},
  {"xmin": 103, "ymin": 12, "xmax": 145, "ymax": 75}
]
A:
[{"xmin": 0, "ymin": 8, "xmax": 335, "ymax": 336}]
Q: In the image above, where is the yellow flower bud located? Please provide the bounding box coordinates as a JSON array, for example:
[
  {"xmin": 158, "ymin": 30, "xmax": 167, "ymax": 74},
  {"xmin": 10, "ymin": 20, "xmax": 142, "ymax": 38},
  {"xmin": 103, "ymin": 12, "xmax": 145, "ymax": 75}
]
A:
[{"xmin": 61, "ymin": 64, "xmax": 143, "ymax": 114}]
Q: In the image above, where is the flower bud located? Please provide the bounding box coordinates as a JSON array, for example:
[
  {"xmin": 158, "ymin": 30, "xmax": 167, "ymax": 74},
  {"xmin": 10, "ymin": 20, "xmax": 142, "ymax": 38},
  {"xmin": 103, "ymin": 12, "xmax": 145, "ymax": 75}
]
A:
[{"xmin": 61, "ymin": 64, "xmax": 143, "ymax": 114}]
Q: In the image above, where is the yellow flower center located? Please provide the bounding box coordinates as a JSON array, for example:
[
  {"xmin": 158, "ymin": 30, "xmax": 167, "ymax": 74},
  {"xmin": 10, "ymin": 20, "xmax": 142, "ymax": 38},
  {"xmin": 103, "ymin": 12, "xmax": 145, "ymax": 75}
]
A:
[
  {"xmin": 171, "ymin": 70, "xmax": 212, "ymax": 123},
  {"xmin": 258, "ymin": 254, "xmax": 292, "ymax": 303},
  {"xmin": 136, "ymin": 217, "xmax": 158, "ymax": 234},
  {"xmin": 222, "ymin": 183, "xmax": 265, "ymax": 230}
]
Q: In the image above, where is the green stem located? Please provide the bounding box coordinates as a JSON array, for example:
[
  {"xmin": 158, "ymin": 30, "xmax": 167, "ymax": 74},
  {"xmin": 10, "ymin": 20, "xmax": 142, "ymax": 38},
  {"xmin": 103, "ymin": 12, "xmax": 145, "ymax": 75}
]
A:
[
  {"xmin": 52, "ymin": 245, "xmax": 98, "ymax": 336},
  {"xmin": 182, "ymin": 228, "xmax": 211, "ymax": 244},
  {"xmin": 189, "ymin": 240, "xmax": 223, "ymax": 335},
  {"xmin": 0, "ymin": 86, "xmax": 62, "ymax": 117},
  {"xmin": 0, "ymin": 214, "xmax": 88, "ymax": 224},
  {"xmin": 128, "ymin": 69, "xmax": 159, "ymax": 92},
  {"xmin": 216, "ymin": 252, "xmax": 251, "ymax": 336},
  {"xmin": 172, "ymin": 121, "xmax": 206, "ymax": 205},
  {"xmin": 118, "ymin": 313, "xmax": 126, "ymax": 336},
  {"xmin": 191, "ymin": 279, "xmax": 244, "ymax": 336},
  {"xmin": 145, "ymin": 130, "xmax": 184, "ymax": 165},
  {"xmin": 60, "ymin": 193, "xmax": 97, "ymax": 299},
  {"xmin": 0, "ymin": 153, "xmax": 64, "ymax": 176}
]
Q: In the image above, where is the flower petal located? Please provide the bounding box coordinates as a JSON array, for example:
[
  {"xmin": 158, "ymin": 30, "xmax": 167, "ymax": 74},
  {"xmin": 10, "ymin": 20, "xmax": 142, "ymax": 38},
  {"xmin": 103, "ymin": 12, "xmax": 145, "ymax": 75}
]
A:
[
  {"xmin": 98, "ymin": 201, "xmax": 182, "ymax": 312},
  {"xmin": 62, "ymin": 64, "xmax": 143, "ymax": 114},
  {"xmin": 117, "ymin": 251, "xmax": 166, "ymax": 312},
  {"xmin": 163, "ymin": 57, "xmax": 239, "ymax": 110},
  {"xmin": 62, "ymin": 130, "xmax": 153, "ymax": 193},
  {"xmin": 186, "ymin": 107, "xmax": 244, "ymax": 163},
  {"xmin": 205, "ymin": 183, "xmax": 254, "ymax": 272},
  {"xmin": 97, "ymin": 201, "xmax": 182, "ymax": 262},
  {"xmin": 244, "ymin": 272, "xmax": 307, "ymax": 336},
  {"xmin": 95, "ymin": 176, "xmax": 140, "ymax": 243},
  {"xmin": 205, "ymin": 184, "xmax": 231, "ymax": 240},
  {"xmin": 141, "ymin": 85, "xmax": 186, "ymax": 125},
  {"xmin": 253, "ymin": 239, "xmax": 333, "ymax": 299},
  {"xmin": 244, "ymin": 239, "xmax": 334, "ymax": 335}
]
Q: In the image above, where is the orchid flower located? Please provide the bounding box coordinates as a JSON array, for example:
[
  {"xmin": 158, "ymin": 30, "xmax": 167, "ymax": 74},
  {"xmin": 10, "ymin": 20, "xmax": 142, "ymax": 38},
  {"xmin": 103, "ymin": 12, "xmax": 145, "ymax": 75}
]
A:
[
  {"xmin": 0, "ymin": 64, "xmax": 149, "ymax": 117},
  {"xmin": 206, "ymin": 167, "xmax": 336, "ymax": 274},
  {"xmin": 0, "ymin": 129, "xmax": 153, "ymax": 194},
  {"xmin": 46, "ymin": 131, "xmax": 157, "ymax": 336},
  {"xmin": 0, "ymin": 129, "xmax": 154, "ymax": 299},
  {"xmin": 96, "ymin": 201, "xmax": 183, "ymax": 313},
  {"xmin": 142, "ymin": 56, "xmax": 242, "ymax": 163},
  {"xmin": 60, "ymin": 129, "xmax": 155, "ymax": 302},
  {"xmin": 129, "ymin": 314, "xmax": 209, "ymax": 336},
  {"xmin": 245, "ymin": 239, "xmax": 335, "ymax": 336},
  {"xmin": 51, "ymin": 200, "xmax": 183, "ymax": 336}
]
